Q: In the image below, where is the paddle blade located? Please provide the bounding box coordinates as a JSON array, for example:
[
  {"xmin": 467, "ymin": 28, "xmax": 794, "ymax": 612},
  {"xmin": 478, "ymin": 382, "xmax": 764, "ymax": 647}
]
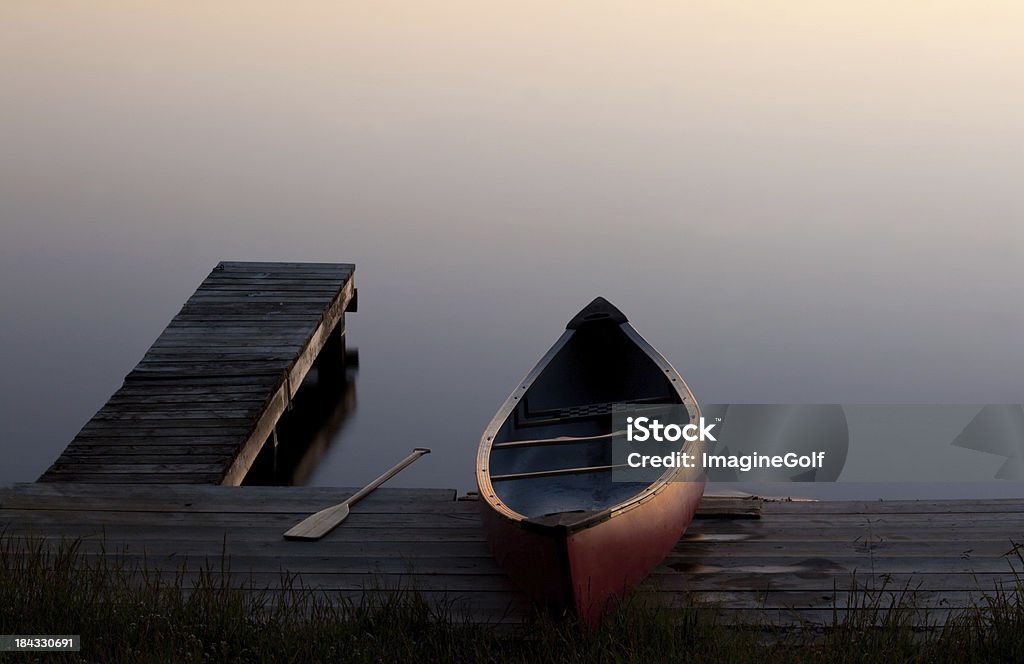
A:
[{"xmin": 283, "ymin": 502, "xmax": 350, "ymax": 541}]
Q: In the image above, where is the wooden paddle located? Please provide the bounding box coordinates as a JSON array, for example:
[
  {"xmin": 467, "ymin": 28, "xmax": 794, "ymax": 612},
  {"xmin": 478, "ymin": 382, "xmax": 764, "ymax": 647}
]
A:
[{"xmin": 283, "ymin": 448, "xmax": 431, "ymax": 541}]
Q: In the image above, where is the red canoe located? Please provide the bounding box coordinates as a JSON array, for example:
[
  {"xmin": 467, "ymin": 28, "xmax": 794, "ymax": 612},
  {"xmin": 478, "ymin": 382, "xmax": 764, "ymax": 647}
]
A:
[{"xmin": 476, "ymin": 297, "xmax": 705, "ymax": 624}]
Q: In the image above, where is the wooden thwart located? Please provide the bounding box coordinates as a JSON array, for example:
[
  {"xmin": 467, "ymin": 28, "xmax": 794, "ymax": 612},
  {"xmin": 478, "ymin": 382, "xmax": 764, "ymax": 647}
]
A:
[
  {"xmin": 490, "ymin": 431, "xmax": 625, "ymax": 450},
  {"xmin": 488, "ymin": 463, "xmax": 629, "ymax": 482}
]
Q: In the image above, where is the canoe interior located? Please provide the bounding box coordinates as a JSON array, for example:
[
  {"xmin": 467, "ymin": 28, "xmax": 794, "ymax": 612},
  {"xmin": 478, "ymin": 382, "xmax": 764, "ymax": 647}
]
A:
[{"xmin": 488, "ymin": 322, "xmax": 685, "ymax": 520}]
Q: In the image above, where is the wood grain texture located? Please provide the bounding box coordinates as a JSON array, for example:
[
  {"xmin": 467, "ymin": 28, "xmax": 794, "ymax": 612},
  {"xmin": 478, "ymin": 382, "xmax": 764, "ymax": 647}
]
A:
[
  {"xmin": 38, "ymin": 261, "xmax": 355, "ymax": 485},
  {"xmin": 2, "ymin": 484, "xmax": 1020, "ymax": 626}
]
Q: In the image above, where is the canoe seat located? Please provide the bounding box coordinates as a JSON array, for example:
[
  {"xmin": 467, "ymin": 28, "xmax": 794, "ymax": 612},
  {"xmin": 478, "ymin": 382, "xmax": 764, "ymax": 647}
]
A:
[
  {"xmin": 519, "ymin": 397, "xmax": 667, "ymax": 427},
  {"xmin": 531, "ymin": 509, "xmax": 602, "ymax": 527}
]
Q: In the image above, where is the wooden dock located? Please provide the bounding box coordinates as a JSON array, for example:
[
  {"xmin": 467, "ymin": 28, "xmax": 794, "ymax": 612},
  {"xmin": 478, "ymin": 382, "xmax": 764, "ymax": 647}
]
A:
[
  {"xmin": 2, "ymin": 483, "xmax": 1021, "ymax": 626},
  {"xmin": 39, "ymin": 261, "xmax": 356, "ymax": 486},
  {"xmin": 15, "ymin": 260, "xmax": 1024, "ymax": 627}
]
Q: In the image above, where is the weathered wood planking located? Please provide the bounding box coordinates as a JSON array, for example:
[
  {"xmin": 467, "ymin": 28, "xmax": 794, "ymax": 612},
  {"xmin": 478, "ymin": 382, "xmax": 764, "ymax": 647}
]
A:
[
  {"xmin": 2, "ymin": 483, "xmax": 1021, "ymax": 626},
  {"xmin": 38, "ymin": 261, "xmax": 356, "ymax": 486}
]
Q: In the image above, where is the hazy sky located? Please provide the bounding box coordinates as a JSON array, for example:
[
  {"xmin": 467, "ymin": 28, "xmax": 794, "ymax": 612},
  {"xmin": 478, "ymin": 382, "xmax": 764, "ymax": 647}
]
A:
[{"xmin": 1, "ymin": 2, "xmax": 1022, "ymax": 492}]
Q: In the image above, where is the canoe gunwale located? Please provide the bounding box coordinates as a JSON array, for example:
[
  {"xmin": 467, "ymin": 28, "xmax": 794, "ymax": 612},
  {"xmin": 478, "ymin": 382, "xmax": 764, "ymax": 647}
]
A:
[{"xmin": 476, "ymin": 321, "xmax": 703, "ymax": 536}]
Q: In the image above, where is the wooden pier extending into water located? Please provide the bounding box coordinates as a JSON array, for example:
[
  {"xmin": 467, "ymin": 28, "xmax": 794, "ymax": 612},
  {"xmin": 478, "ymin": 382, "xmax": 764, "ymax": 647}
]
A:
[
  {"xmin": 7, "ymin": 260, "xmax": 1023, "ymax": 628},
  {"xmin": 39, "ymin": 261, "xmax": 356, "ymax": 485}
]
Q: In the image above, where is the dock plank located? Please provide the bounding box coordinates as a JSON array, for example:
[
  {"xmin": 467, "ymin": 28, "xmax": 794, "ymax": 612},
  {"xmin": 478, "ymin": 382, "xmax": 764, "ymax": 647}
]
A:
[
  {"xmin": 2, "ymin": 484, "xmax": 1021, "ymax": 626},
  {"xmin": 39, "ymin": 261, "xmax": 355, "ymax": 485}
]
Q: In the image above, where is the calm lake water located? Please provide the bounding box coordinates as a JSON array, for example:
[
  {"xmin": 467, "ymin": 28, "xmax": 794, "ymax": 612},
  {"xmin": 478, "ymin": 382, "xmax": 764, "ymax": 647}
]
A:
[{"xmin": 2, "ymin": 3, "xmax": 1022, "ymax": 498}]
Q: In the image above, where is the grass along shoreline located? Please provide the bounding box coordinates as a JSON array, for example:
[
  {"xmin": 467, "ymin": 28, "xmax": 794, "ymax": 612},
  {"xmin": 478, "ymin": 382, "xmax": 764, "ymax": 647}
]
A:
[{"xmin": 3, "ymin": 533, "xmax": 1024, "ymax": 663}]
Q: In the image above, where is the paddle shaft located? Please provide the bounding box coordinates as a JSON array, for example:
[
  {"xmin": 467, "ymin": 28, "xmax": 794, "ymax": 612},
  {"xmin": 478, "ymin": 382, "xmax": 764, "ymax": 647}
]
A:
[
  {"xmin": 346, "ymin": 447, "xmax": 431, "ymax": 507},
  {"xmin": 283, "ymin": 447, "xmax": 431, "ymax": 540}
]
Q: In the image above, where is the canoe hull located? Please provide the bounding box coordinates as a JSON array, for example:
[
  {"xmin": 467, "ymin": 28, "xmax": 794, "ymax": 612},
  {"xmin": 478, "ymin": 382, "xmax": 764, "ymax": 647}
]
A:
[
  {"xmin": 480, "ymin": 504, "xmax": 572, "ymax": 613},
  {"xmin": 482, "ymin": 477, "xmax": 704, "ymax": 624},
  {"xmin": 477, "ymin": 297, "xmax": 705, "ymax": 624}
]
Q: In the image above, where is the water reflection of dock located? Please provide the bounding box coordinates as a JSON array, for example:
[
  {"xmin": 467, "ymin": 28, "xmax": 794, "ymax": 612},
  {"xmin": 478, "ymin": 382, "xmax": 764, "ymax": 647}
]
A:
[{"xmin": 244, "ymin": 348, "xmax": 359, "ymax": 486}]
